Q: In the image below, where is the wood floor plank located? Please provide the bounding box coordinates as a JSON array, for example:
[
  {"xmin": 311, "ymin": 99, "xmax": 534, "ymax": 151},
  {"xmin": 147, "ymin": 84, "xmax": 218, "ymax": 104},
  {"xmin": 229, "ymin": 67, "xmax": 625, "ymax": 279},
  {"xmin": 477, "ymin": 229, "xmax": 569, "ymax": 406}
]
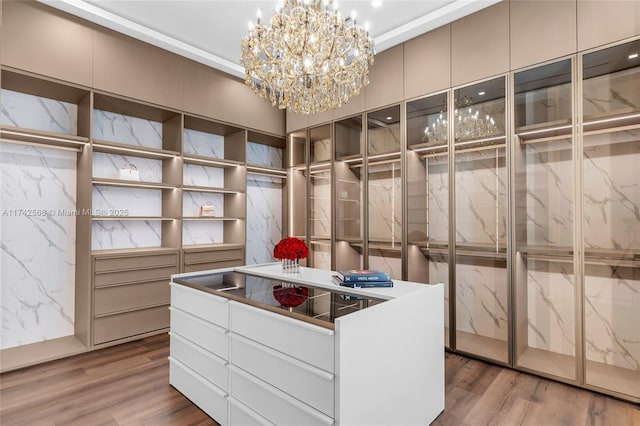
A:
[{"xmin": 1, "ymin": 333, "xmax": 638, "ymax": 425}]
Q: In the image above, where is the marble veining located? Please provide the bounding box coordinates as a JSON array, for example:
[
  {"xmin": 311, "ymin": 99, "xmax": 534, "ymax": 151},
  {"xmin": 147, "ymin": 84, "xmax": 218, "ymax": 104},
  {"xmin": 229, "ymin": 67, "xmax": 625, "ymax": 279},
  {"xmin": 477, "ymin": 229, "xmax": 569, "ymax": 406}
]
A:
[
  {"xmin": 92, "ymin": 152, "xmax": 163, "ymax": 183},
  {"xmin": 182, "ymin": 221, "xmax": 224, "ymax": 246},
  {"xmin": 93, "ymin": 109, "xmax": 162, "ymax": 149},
  {"xmin": 247, "ymin": 142, "xmax": 283, "ymax": 168},
  {"xmin": 184, "ymin": 128, "xmax": 224, "ymax": 158},
  {"xmin": 92, "ymin": 220, "xmax": 161, "ymax": 250},
  {"xmin": 368, "ymin": 125, "xmax": 400, "ymax": 154},
  {"xmin": 311, "ymin": 138, "xmax": 332, "ymax": 162},
  {"xmin": 183, "ymin": 191, "xmax": 224, "ymax": 218},
  {"xmin": 583, "ymin": 68, "xmax": 640, "ymax": 118},
  {"xmin": 523, "ymin": 139, "xmax": 573, "ymax": 246},
  {"xmin": 428, "ymin": 157, "xmax": 449, "ymax": 243},
  {"xmin": 183, "ymin": 163, "xmax": 225, "ymax": 188},
  {"xmin": 1, "ymin": 143, "xmax": 76, "ymax": 349},
  {"xmin": 246, "ymin": 174, "xmax": 283, "ymax": 265},
  {"xmin": 1, "ymin": 89, "xmax": 77, "ymax": 135},
  {"xmin": 368, "ymin": 162, "xmax": 402, "ymax": 243},
  {"xmin": 455, "ymin": 149, "xmax": 507, "ymax": 247},
  {"xmin": 312, "ymin": 244, "xmax": 332, "ymax": 270},
  {"xmin": 526, "ymin": 260, "xmax": 575, "ymax": 356},
  {"xmin": 583, "ymin": 130, "xmax": 640, "ymax": 250},
  {"xmin": 92, "ymin": 186, "xmax": 162, "ymax": 217},
  {"xmin": 368, "ymin": 252, "xmax": 401, "ymax": 280},
  {"xmin": 585, "ymin": 264, "xmax": 639, "ymax": 372},
  {"xmin": 456, "ymin": 261, "xmax": 508, "ymax": 341}
]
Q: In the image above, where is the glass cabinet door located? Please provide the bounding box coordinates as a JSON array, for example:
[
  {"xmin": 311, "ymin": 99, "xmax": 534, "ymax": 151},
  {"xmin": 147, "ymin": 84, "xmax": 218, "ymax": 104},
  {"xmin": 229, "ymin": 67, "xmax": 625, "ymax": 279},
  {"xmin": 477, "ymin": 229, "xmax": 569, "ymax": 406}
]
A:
[
  {"xmin": 513, "ymin": 59, "xmax": 576, "ymax": 381},
  {"xmin": 334, "ymin": 116, "xmax": 364, "ymax": 270},
  {"xmin": 406, "ymin": 92, "xmax": 450, "ymax": 347},
  {"xmin": 367, "ymin": 106, "xmax": 402, "ymax": 278},
  {"xmin": 453, "ymin": 77, "xmax": 508, "ymax": 363},
  {"xmin": 288, "ymin": 130, "xmax": 308, "ymax": 246},
  {"xmin": 582, "ymin": 39, "xmax": 640, "ymax": 400},
  {"xmin": 309, "ymin": 125, "xmax": 332, "ymax": 270}
]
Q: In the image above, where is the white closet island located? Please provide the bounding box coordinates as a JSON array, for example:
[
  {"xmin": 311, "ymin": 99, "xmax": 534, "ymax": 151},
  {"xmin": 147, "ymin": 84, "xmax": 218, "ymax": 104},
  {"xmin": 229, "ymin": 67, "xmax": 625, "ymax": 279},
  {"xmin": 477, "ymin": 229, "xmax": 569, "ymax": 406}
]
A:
[{"xmin": 169, "ymin": 263, "xmax": 444, "ymax": 425}]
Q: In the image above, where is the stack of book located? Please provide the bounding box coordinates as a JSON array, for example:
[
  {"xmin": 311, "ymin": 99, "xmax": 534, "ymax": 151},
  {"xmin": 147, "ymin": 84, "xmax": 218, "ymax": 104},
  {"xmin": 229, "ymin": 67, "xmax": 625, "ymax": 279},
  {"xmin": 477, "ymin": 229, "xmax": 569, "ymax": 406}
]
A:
[{"xmin": 334, "ymin": 269, "xmax": 394, "ymax": 288}]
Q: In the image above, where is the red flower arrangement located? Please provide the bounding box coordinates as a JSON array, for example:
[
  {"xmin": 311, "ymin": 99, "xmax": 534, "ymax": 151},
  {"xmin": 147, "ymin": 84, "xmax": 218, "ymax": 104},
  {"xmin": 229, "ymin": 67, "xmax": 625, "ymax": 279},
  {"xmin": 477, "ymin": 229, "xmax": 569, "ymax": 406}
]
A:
[
  {"xmin": 273, "ymin": 285, "xmax": 309, "ymax": 308},
  {"xmin": 273, "ymin": 237, "xmax": 309, "ymax": 261}
]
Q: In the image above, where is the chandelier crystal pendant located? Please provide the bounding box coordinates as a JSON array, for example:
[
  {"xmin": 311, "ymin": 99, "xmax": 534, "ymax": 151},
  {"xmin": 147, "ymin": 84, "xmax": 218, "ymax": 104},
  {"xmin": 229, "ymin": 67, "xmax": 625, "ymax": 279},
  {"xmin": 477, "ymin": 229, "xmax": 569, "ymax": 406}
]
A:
[{"xmin": 241, "ymin": 0, "xmax": 375, "ymax": 115}]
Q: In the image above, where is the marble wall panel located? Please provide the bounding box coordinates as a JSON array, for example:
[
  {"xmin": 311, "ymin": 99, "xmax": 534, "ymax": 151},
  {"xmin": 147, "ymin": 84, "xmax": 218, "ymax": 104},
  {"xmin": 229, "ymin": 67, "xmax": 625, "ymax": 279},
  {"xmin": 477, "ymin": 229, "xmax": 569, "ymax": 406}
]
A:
[
  {"xmin": 182, "ymin": 221, "xmax": 224, "ymax": 246},
  {"xmin": 456, "ymin": 261, "xmax": 508, "ymax": 341},
  {"xmin": 368, "ymin": 252, "xmax": 402, "ymax": 280},
  {"xmin": 1, "ymin": 143, "xmax": 76, "ymax": 349},
  {"xmin": 246, "ymin": 174, "xmax": 283, "ymax": 265},
  {"xmin": 368, "ymin": 162, "xmax": 402, "ymax": 242},
  {"xmin": 583, "ymin": 68, "xmax": 640, "ymax": 118},
  {"xmin": 91, "ymin": 220, "xmax": 161, "ymax": 250},
  {"xmin": 92, "ymin": 152, "xmax": 163, "ymax": 183},
  {"xmin": 523, "ymin": 139, "xmax": 573, "ymax": 246},
  {"xmin": 526, "ymin": 260, "xmax": 575, "ymax": 356},
  {"xmin": 1, "ymin": 89, "xmax": 77, "ymax": 135},
  {"xmin": 429, "ymin": 256, "xmax": 450, "ymax": 331},
  {"xmin": 93, "ymin": 109, "xmax": 162, "ymax": 149},
  {"xmin": 311, "ymin": 138, "xmax": 331, "ymax": 163},
  {"xmin": 246, "ymin": 142, "xmax": 283, "ymax": 168},
  {"xmin": 312, "ymin": 244, "xmax": 332, "ymax": 270},
  {"xmin": 183, "ymin": 163, "xmax": 225, "ymax": 188},
  {"xmin": 183, "ymin": 191, "xmax": 224, "ymax": 218},
  {"xmin": 583, "ymin": 130, "xmax": 640, "ymax": 250},
  {"xmin": 92, "ymin": 186, "xmax": 162, "ymax": 217},
  {"xmin": 368, "ymin": 126, "xmax": 401, "ymax": 154},
  {"xmin": 515, "ymin": 84, "xmax": 572, "ymax": 128},
  {"xmin": 428, "ymin": 156, "xmax": 449, "ymax": 243},
  {"xmin": 585, "ymin": 264, "xmax": 640, "ymax": 371},
  {"xmin": 455, "ymin": 148, "xmax": 507, "ymax": 247},
  {"xmin": 184, "ymin": 128, "xmax": 224, "ymax": 158}
]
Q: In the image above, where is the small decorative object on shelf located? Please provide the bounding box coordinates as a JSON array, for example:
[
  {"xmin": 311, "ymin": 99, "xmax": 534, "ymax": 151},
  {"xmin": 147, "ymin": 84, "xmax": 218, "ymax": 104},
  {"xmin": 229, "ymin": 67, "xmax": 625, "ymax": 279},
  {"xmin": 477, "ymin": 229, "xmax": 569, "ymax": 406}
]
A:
[
  {"xmin": 273, "ymin": 283, "xmax": 309, "ymax": 308},
  {"xmin": 118, "ymin": 163, "xmax": 140, "ymax": 181},
  {"xmin": 198, "ymin": 202, "xmax": 216, "ymax": 217},
  {"xmin": 273, "ymin": 237, "xmax": 308, "ymax": 273}
]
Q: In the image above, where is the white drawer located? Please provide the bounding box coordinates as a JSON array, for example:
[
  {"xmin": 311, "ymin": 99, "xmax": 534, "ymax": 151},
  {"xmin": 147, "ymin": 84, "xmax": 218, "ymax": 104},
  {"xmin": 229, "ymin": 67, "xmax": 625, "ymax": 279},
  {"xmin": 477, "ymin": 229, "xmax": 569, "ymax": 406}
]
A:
[
  {"xmin": 170, "ymin": 332, "xmax": 228, "ymax": 392},
  {"xmin": 230, "ymin": 333, "xmax": 334, "ymax": 417},
  {"xmin": 171, "ymin": 283, "xmax": 228, "ymax": 328},
  {"xmin": 229, "ymin": 301, "xmax": 334, "ymax": 373},
  {"xmin": 230, "ymin": 366, "xmax": 333, "ymax": 426},
  {"xmin": 229, "ymin": 397, "xmax": 275, "ymax": 426},
  {"xmin": 169, "ymin": 358, "xmax": 227, "ymax": 424},
  {"xmin": 170, "ymin": 307, "xmax": 228, "ymax": 360}
]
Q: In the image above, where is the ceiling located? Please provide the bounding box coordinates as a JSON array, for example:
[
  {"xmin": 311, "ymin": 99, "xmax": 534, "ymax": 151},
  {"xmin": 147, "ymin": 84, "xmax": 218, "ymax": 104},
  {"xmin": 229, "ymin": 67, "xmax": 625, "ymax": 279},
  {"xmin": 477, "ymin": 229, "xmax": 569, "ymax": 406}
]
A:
[{"xmin": 37, "ymin": 0, "xmax": 500, "ymax": 79}]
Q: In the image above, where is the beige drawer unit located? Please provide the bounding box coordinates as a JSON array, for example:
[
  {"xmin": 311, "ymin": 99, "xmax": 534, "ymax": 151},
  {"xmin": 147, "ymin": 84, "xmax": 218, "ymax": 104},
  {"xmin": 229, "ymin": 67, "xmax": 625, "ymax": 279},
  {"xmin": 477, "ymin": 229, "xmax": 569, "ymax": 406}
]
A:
[
  {"xmin": 92, "ymin": 249, "xmax": 179, "ymax": 346},
  {"xmin": 182, "ymin": 245, "xmax": 244, "ymax": 273}
]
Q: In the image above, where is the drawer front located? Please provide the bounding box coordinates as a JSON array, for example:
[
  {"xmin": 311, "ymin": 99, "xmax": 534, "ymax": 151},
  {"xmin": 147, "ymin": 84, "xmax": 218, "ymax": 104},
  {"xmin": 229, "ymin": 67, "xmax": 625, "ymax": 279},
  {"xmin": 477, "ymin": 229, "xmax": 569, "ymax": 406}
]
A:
[
  {"xmin": 170, "ymin": 307, "xmax": 228, "ymax": 360},
  {"xmin": 229, "ymin": 397, "xmax": 275, "ymax": 426},
  {"xmin": 95, "ymin": 266, "xmax": 177, "ymax": 287},
  {"xmin": 170, "ymin": 333, "xmax": 228, "ymax": 392},
  {"xmin": 229, "ymin": 302, "xmax": 334, "ymax": 373},
  {"xmin": 184, "ymin": 259, "xmax": 243, "ymax": 273},
  {"xmin": 95, "ymin": 253, "xmax": 178, "ymax": 273},
  {"xmin": 171, "ymin": 283, "xmax": 228, "ymax": 329},
  {"xmin": 94, "ymin": 305, "xmax": 168, "ymax": 345},
  {"xmin": 170, "ymin": 358, "xmax": 227, "ymax": 424},
  {"xmin": 230, "ymin": 366, "xmax": 333, "ymax": 426},
  {"xmin": 230, "ymin": 334, "xmax": 334, "ymax": 417},
  {"xmin": 184, "ymin": 249, "xmax": 243, "ymax": 265},
  {"xmin": 94, "ymin": 280, "xmax": 170, "ymax": 316}
]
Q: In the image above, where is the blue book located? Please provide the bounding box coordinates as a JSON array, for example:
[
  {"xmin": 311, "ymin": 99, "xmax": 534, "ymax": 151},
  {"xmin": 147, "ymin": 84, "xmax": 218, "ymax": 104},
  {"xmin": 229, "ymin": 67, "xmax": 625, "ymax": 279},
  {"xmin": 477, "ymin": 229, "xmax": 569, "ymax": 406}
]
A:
[
  {"xmin": 337, "ymin": 269, "xmax": 391, "ymax": 282},
  {"xmin": 339, "ymin": 280, "xmax": 394, "ymax": 288}
]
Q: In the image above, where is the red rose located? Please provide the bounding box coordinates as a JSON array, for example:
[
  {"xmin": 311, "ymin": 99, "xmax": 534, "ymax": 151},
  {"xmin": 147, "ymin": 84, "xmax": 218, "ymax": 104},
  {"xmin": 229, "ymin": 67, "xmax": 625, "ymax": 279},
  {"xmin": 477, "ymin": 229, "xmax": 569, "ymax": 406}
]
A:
[{"xmin": 273, "ymin": 237, "xmax": 308, "ymax": 260}]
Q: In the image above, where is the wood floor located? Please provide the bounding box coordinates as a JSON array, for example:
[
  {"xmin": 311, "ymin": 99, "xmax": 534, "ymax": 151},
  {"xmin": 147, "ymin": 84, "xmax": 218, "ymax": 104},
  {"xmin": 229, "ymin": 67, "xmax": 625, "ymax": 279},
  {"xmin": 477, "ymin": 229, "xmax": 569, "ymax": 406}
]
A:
[{"xmin": 1, "ymin": 333, "xmax": 638, "ymax": 425}]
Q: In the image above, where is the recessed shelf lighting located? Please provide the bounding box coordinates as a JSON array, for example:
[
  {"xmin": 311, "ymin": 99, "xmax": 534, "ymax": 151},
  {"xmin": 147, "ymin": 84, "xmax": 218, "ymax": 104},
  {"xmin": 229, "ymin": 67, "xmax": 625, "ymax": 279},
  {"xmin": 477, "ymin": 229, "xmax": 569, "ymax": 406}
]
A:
[
  {"xmin": 371, "ymin": 0, "xmax": 382, "ymax": 8},
  {"xmin": 629, "ymin": 53, "xmax": 639, "ymax": 60},
  {"xmin": 478, "ymin": 91, "xmax": 486, "ymax": 96},
  {"xmin": 386, "ymin": 116, "xmax": 393, "ymax": 120}
]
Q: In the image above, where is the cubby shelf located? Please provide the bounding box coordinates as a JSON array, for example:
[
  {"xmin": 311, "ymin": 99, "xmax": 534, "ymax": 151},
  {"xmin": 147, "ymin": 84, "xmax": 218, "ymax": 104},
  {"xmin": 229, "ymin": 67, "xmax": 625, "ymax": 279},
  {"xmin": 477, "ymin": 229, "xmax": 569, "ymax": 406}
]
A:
[
  {"xmin": 182, "ymin": 217, "xmax": 243, "ymax": 221},
  {"xmin": 183, "ymin": 154, "xmax": 243, "ymax": 168},
  {"xmin": 0, "ymin": 125, "xmax": 89, "ymax": 150},
  {"xmin": 182, "ymin": 185, "xmax": 243, "ymax": 194},
  {"xmin": 91, "ymin": 216, "xmax": 177, "ymax": 221}
]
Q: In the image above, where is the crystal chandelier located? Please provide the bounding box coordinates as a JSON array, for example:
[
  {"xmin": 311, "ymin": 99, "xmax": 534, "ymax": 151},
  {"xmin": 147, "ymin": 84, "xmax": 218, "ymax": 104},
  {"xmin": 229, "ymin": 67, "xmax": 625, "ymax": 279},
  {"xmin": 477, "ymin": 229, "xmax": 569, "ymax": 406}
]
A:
[
  {"xmin": 422, "ymin": 97, "xmax": 498, "ymax": 144},
  {"xmin": 240, "ymin": 0, "xmax": 375, "ymax": 115}
]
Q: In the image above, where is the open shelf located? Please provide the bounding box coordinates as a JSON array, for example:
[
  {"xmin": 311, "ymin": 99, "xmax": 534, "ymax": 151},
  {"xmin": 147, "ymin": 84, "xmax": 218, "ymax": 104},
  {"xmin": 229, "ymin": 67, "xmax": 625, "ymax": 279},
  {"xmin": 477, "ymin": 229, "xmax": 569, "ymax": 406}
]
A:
[
  {"xmin": 182, "ymin": 216, "xmax": 242, "ymax": 221},
  {"xmin": 0, "ymin": 335, "xmax": 87, "ymax": 373},
  {"xmin": 583, "ymin": 110, "xmax": 640, "ymax": 133},
  {"xmin": 0, "ymin": 125, "xmax": 89, "ymax": 150},
  {"xmin": 92, "ymin": 178, "xmax": 176, "ymax": 190},
  {"xmin": 456, "ymin": 330, "xmax": 508, "ymax": 364},
  {"xmin": 183, "ymin": 154, "xmax": 243, "ymax": 168},
  {"xmin": 93, "ymin": 139, "xmax": 180, "ymax": 159},
  {"xmin": 182, "ymin": 242, "xmax": 244, "ymax": 251},
  {"xmin": 91, "ymin": 216, "xmax": 176, "ymax": 221},
  {"xmin": 586, "ymin": 360, "xmax": 640, "ymax": 401},
  {"xmin": 516, "ymin": 119, "xmax": 573, "ymax": 141},
  {"xmin": 246, "ymin": 164, "xmax": 287, "ymax": 178},
  {"xmin": 91, "ymin": 247, "xmax": 179, "ymax": 256},
  {"xmin": 182, "ymin": 185, "xmax": 243, "ymax": 194}
]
